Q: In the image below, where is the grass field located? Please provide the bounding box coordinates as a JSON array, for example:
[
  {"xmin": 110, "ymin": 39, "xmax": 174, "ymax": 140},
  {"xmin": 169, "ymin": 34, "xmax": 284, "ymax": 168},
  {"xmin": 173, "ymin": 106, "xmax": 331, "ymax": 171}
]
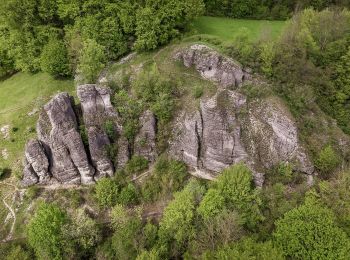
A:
[
  {"xmin": 192, "ymin": 16, "xmax": 287, "ymax": 42},
  {"xmin": 0, "ymin": 73, "xmax": 74, "ymax": 173}
]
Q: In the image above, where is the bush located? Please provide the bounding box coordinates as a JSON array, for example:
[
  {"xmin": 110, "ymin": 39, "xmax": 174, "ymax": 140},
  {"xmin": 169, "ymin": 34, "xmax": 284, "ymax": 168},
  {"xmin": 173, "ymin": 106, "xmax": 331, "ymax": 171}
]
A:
[
  {"xmin": 315, "ymin": 145, "xmax": 340, "ymax": 174},
  {"xmin": 95, "ymin": 178, "xmax": 119, "ymax": 208},
  {"xmin": 141, "ymin": 157, "xmax": 188, "ymax": 202},
  {"xmin": 62, "ymin": 209, "xmax": 102, "ymax": 257},
  {"xmin": 25, "ymin": 186, "xmax": 41, "ymax": 200},
  {"xmin": 213, "ymin": 163, "xmax": 264, "ymax": 229},
  {"xmin": 77, "ymin": 39, "xmax": 106, "ymax": 83},
  {"xmin": 27, "ymin": 203, "xmax": 70, "ymax": 260},
  {"xmin": 103, "ymin": 120, "xmax": 116, "ymax": 142},
  {"xmin": 118, "ymin": 183, "xmax": 139, "ymax": 206},
  {"xmin": 40, "ymin": 39, "xmax": 70, "ymax": 77},
  {"xmin": 192, "ymin": 85, "xmax": 204, "ymax": 99},
  {"xmin": 273, "ymin": 192, "xmax": 350, "ymax": 259},
  {"xmin": 125, "ymin": 156, "xmax": 149, "ymax": 175}
]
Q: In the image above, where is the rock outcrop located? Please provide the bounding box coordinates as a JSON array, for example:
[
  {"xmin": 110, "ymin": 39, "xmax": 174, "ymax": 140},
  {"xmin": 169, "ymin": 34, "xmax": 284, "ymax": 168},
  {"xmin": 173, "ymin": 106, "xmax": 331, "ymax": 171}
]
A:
[
  {"xmin": 170, "ymin": 44, "xmax": 315, "ymax": 185},
  {"xmin": 174, "ymin": 44, "xmax": 250, "ymax": 88},
  {"xmin": 21, "ymin": 44, "xmax": 315, "ymax": 188},
  {"xmin": 77, "ymin": 85, "xmax": 115, "ymax": 180},
  {"xmin": 134, "ymin": 110, "xmax": 157, "ymax": 162},
  {"xmin": 22, "ymin": 93, "xmax": 95, "ymax": 186}
]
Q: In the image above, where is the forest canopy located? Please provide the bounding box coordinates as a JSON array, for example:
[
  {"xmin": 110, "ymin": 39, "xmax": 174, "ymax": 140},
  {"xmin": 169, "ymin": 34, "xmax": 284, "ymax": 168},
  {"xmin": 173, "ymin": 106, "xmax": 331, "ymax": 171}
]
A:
[{"xmin": 0, "ymin": 0, "xmax": 204, "ymax": 77}]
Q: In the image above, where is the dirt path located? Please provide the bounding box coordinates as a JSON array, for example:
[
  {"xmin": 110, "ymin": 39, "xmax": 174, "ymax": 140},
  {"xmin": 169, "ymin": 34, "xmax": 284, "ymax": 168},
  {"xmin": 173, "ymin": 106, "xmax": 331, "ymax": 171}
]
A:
[{"xmin": 0, "ymin": 181, "xmax": 19, "ymax": 242}]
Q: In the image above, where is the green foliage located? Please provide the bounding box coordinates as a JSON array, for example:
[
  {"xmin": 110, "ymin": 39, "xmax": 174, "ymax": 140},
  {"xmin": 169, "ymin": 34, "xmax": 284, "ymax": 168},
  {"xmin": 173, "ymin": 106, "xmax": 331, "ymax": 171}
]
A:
[
  {"xmin": 4, "ymin": 245, "xmax": 32, "ymax": 260},
  {"xmin": 315, "ymin": 145, "xmax": 340, "ymax": 174},
  {"xmin": 273, "ymin": 192, "xmax": 350, "ymax": 259},
  {"xmin": 141, "ymin": 156, "xmax": 188, "ymax": 202},
  {"xmin": 133, "ymin": 65, "xmax": 175, "ymax": 123},
  {"xmin": 210, "ymin": 163, "xmax": 264, "ymax": 229},
  {"xmin": 0, "ymin": 0, "xmax": 203, "ymax": 76},
  {"xmin": 197, "ymin": 189, "xmax": 225, "ymax": 220},
  {"xmin": 77, "ymin": 39, "xmax": 106, "ymax": 83},
  {"xmin": 192, "ymin": 85, "xmax": 204, "ymax": 99},
  {"xmin": 94, "ymin": 178, "xmax": 119, "ymax": 208},
  {"xmin": 158, "ymin": 180, "xmax": 205, "ymax": 257},
  {"xmin": 126, "ymin": 156, "xmax": 149, "ymax": 175},
  {"xmin": 40, "ymin": 39, "xmax": 70, "ymax": 77},
  {"xmin": 63, "ymin": 209, "xmax": 101, "ymax": 257},
  {"xmin": 134, "ymin": 0, "xmax": 204, "ymax": 51},
  {"xmin": 110, "ymin": 205, "xmax": 144, "ymax": 260},
  {"xmin": 115, "ymin": 90, "xmax": 143, "ymax": 141},
  {"xmin": 190, "ymin": 210, "xmax": 243, "ymax": 256},
  {"xmin": 25, "ymin": 186, "xmax": 41, "ymax": 200},
  {"xmin": 27, "ymin": 203, "xmax": 69, "ymax": 260},
  {"xmin": 103, "ymin": 120, "xmax": 115, "ymax": 142},
  {"xmin": 318, "ymin": 172, "xmax": 350, "ymax": 236},
  {"xmin": 118, "ymin": 183, "xmax": 139, "ymax": 206},
  {"xmin": 202, "ymin": 237, "xmax": 284, "ymax": 260},
  {"xmin": 203, "ymin": 0, "xmax": 350, "ymax": 19}
]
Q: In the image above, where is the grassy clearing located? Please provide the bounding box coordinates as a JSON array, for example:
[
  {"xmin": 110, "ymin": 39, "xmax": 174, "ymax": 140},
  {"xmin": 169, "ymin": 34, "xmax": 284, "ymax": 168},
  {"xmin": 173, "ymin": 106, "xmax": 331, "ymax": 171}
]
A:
[
  {"xmin": 0, "ymin": 72, "xmax": 74, "ymax": 174},
  {"xmin": 192, "ymin": 16, "xmax": 286, "ymax": 42}
]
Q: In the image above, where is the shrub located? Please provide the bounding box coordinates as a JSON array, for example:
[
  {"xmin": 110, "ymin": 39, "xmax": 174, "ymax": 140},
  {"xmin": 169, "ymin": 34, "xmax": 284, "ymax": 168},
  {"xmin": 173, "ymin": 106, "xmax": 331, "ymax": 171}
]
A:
[
  {"xmin": 27, "ymin": 203, "xmax": 70, "ymax": 260},
  {"xmin": 118, "ymin": 183, "xmax": 139, "ymax": 206},
  {"xmin": 273, "ymin": 192, "xmax": 350, "ymax": 259},
  {"xmin": 213, "ymin": 163, "xmax": 264, "ymax": 229},
  {"xmin": 315, "ymin": 145, "xmax": 340, "ymax": 174},
  {"xmin": 192, "ymin": 85, "xmax": 204, "ymax": 99},
  {"xmin": 95, "ymin": 178, "xmax": 119, "ymax": 208},
  {"xmin": 62, "ymin": 209, "xmax": 102, "ymax": 257},
  {"xmin": 40, "ymin": 39, "xmax": 70, "ymax": 77},
  {"xmin": 125, "ymin": 156, "xmax": 149, "ymax": 175},
  {"xmin": 141, "ymin": 157, "xmax": 188, "ymax": 202},
  {"xmin": 77, "ymin": 39, "xmax": 106, "ymax": 83},
  {"xmin": 197, "ymin": 189, "xmax": 225, "ymax": 220},
  {"xmin": 25, "ymin": 186, "xmax": 41, "ymax": 200},
  {"xmin": 103, "ymin": 120, "xmax": 116, "ymax": 142}
]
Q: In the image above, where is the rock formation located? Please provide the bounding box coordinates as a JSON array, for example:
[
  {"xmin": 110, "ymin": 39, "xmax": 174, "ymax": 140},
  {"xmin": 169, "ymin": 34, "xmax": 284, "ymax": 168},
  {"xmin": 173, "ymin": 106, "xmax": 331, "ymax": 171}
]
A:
[
  {"xmin": 170, "ymin": 44, "xmax": 314, "ymax": 186},
  {"xmin": 174, "ymin": 44, "xmax": 250, "ymax": 88},
  {"xmin": 134, "ymin": 110, "xmax": 157, "ymax": 162},
  {"xmin": 22, "ymin": 44, "xmax": 315, "ymax": 188},
  {"xmin": 77, "ymin": 84, "xmax": 115, "ymax": 180},
  {"xmin": 22, "ymin": 93, "xmax": 95, "ymax": 186}
]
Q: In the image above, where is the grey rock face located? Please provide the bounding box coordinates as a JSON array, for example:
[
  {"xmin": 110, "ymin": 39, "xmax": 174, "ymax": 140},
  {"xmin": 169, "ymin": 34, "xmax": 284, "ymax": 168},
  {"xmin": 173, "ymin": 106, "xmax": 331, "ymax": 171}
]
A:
[
  {"xmin": 24, "ymin": 139, "xmax": 50, "ymax": 183},
  {"xmin": 77, "ymin": 84, "xmax": 114, "ymax": 179},
  {"xmin": 134, "ymin": 110, "xmax": 157, "ymax": 162},
  {"xmin": 44, "ymin": 93, "xmax": 95, "ymax": 184},
  {"xmin": 170, "ymin": 92, "xmax": 314, "ymax": 185},
  {"xmin": 22, "ymin": 93, "xmax": 95, "ymax": 186},
  {"xmin": 171, "ymin": 45, "xmax": 315, "ymax": 184},
  {"xmin": 174, "ymin": 44, "xmax": 250, "ymax": 88},
  {"xmin": 170, "ymin": 90, "xmax": 249, "ymax": 175},
  {"xmin": 242, "ymin": 99, "xmax": 314, "ymax": 175}
]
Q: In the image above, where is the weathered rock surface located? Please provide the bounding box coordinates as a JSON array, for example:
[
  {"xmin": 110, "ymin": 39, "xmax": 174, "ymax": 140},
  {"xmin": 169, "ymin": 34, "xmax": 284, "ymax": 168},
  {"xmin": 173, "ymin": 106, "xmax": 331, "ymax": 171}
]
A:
[
  {"xmin": 134, "ymin": 110, "xmax": 157, "ymax": 162},
  {"xmin": 170, "ymin": 45, "xmax": 315, "ymax": 185},
  {"xmin": 174, "ymin": 44, "xmax": 250, "ymax": 88},
  {"xmin": 22, "ymin": 93, "xmax": 95, "ymax": 186},
  {"xmin": 45, "ymin": 93, "xmax": 95, "ymax": 184},
  {"xmin": 23, "ymin": 140, "xmax": 50, "ymax": 184},
  {"xmin": 77, "ymin": 85, "xmax": 114, "ymax": 179},
  {"xmin": 242, "ymin": 99, "xmax": 314, "ymax": 175},
  {"xmin": 170, "ymin": 93, "xmax": 314, "ymax": 185}
]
